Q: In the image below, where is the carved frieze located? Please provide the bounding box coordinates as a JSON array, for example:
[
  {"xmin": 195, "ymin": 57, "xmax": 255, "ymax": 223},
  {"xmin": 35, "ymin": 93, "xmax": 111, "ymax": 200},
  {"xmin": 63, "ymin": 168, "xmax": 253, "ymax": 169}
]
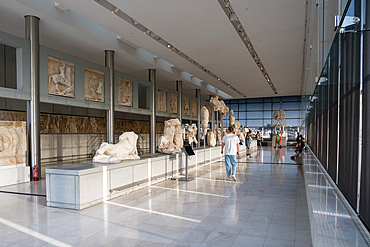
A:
[
  {"xmin": 48, "ymin": 56, "xmax": 75, "ymax": 98},
  {"xmin": 118, "ymin": 78, "xmax": 133, "ymax": 107},
  {"xmin": 170, "ymin": 93, "xmax": 178, "ymax": 114},
  {"xmin": 0, "ymin": 121, "xmax": 26, "ymax": 166},
  {"xmin": 158, "ymin": 90, "xmax": 167, "ymax": 112},
  {"xmin": 192, "ymin": 100, "xmax": 197, "ymax": 117},
  {"xmin": 84, "ymin": 67, "xmax": 104, "ymax": 102},
  {"xmin": 183, "ymin": 98, "xmax": 190, "ymax": 116}
]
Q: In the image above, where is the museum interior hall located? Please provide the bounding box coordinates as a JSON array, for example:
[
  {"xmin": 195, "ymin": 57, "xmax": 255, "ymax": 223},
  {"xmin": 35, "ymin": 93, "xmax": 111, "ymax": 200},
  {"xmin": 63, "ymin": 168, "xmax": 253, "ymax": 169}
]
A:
[{"xmin": 0, "ymin": 0, "xmax": 370, "ymax": 246}]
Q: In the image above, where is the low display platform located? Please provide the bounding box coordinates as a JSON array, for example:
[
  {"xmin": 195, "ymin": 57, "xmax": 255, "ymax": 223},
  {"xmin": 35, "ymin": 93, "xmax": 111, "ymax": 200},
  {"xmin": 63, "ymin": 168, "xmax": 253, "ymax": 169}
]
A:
[{"xmin": 46, "ymin": 145, "xmax": 246, "ymax": 210}]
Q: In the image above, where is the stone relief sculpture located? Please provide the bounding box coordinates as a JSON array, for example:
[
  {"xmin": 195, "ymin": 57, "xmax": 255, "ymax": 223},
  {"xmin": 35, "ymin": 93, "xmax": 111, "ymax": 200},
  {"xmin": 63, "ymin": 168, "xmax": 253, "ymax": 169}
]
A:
[
  {"xmin": 201, "ymin": 106, "xmax": 209, "ymax": 139},
  {"xmin": 0, "ymin": 121, "xmax": 26, "ymax": 166},
  {"xmin": 209, "ymin": 92, "xmax": 222, "ymax": 111},
  {"xmin": 183, "ymin": 98, "xmax": 190, "ymax": 116},
  {"xmin": 207, "ymin": 131, "xmax": 216, "ymax": 147},
  {"xmin": 85, "ymin": 67, "xmax": 104, "ymax": 102},
  {"xmin": 48, "ymin": 56, "xmax": 75, "ymax": 97},
  {"xmin": 192, "ymin": 100, "xmax": 197, "ymax": 117},
  {"xmin": 186, "ymin": 124, "xmax": 198, "ymax": 145},
  {"xmin": 158, "ymin": 90, "xmax": 167, "ymax": 112},
  {"xmin": 93, "ymin": 132, "xmax": 140, "ymax": 163},
  {"xmin": 170, "ymin": 93, "xmax": 178, "ymax": 114},
  {"xmin": 118, "ymin": 77, "xmax": 133, "ymax": 107},
  {"xmin": 219, "ymin": 100, "xmax": 229, "ymax": 116},
  {"xmin": 229, "ymin": 110, "xmax": 236, "ymax": 127},
  {"xmin": 158, "ymin": 118, "xmax": 183, "ymax": 154}
]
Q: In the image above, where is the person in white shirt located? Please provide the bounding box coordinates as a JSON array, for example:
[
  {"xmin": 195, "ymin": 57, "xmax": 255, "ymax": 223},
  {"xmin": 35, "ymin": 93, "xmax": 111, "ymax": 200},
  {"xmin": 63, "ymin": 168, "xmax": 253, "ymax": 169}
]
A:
[{"xmin": 221, "ymin": 126, "xmax": 240, "ymax": 181}]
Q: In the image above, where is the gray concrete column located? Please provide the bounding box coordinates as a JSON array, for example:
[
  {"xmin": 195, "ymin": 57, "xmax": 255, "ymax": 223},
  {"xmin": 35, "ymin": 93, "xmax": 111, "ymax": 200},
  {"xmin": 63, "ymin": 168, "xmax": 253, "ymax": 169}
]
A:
[
  {"xmin": 25, "ymin": 15, "xmax": 40, "ymax": 180},
  {"xmin": 196, "ymin": 89, "xmax": 201, "ymax": 147},
  {"xmin": 216, "ymin": 111, "xmax": 219, "ymax": 145},
  {"xmin": 149, "ymin": 69, "xmax": 156, "ymax": 153},
  {"xmin": 176, "ymin": 81, "xmax": 182, "ymax": 124},
  {"xmin": 105, "ymin": 50, "xmax": 115, "ymax": 144}
]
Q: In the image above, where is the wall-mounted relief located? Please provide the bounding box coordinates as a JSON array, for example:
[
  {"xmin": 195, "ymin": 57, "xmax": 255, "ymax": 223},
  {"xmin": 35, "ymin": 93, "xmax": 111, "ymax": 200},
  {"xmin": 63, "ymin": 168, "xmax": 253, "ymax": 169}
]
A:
[
  {"xmin": 170, "ymin": 93, "xmax": 178, "ymax": 114},
  {"xmin": 183, "ymin": 98, "xmax": 190, "ymax": 116},
  {"xmin": 0, "ymin": 121, "xmax": 26, "ymax": 166},
  {"xmin": 84, "ymin": 67, "xmax": 104, "ymax": 102},
  {"xmin": 158, "ymin": 90, "xmax": 167, "ymax": 112},
  {"xmin": 48, "ymin": 56, "xmax": 75, "ymax": 97},
  {"xmin": 192, "ymin": 100, "xmax": 197, "ymax": 117},
  {"xmin": 118, "ymin": 77, "xmax": 133, "ymax": 107}
]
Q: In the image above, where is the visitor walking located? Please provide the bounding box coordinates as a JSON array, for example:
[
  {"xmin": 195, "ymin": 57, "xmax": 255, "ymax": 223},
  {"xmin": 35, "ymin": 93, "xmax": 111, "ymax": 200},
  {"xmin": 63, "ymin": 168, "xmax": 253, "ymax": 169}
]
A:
[
  {"xmin": 256, "ymin": 131, "xmax": 262, "ymax": 147},
  {"xmin": 221, "ymin": 126, "xmax": 240, "ymax": 181},
  {"xmin": 274, "ymin": 131, "xmax": 282, "ymax": 149}
]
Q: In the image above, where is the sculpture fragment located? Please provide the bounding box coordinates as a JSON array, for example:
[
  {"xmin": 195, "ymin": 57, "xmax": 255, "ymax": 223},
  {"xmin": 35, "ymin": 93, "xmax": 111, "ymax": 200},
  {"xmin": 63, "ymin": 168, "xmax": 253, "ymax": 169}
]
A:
[
  {"xmin": 170, "ymin": 93, "xmax": 178, "ymax": 114},
  {"xmin": 187, "ymin": 124, "xmax": 198, "ymax": 145},
  {"xmin": 118, "ymin": 78, "xmax": 133, "ymax": 107},
  {"xmin": 93, "ymin": 132, "xmax": 140, "ymax": 163},
  {"xmin": 200, "ymin": 106, "xmax": 209, "ymax": 138},
  {"xmin": 183, "ymin": 98, "xmax": 190, "ymax": 116},
  {"xmin": 48, "ymin": 56, "xmax": 75, "ymax": 97},
  {"xmin": 0, "ymin": 121, "xmax": 26, "ymax": 166},
  {"xmin": 207, "ymin": 131, "xmax": 216, "ymax": 147},
  {"xmin": 158, "ymin": 90, "xmax": 167, "ymax": 112},
  {"xmin": 158, "ymin": 118, "xmax": 183, "ymax": 154},
  {"xmin": 85, "ymin": 67, "xmax": 104, "ymax": 102}
]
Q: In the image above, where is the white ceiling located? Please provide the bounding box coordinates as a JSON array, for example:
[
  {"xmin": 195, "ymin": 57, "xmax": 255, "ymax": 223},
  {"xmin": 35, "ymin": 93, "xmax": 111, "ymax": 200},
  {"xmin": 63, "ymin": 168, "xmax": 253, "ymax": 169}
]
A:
[{"xmin": 0, "ymin": 0, "xmax": 306, "ymax": 99}]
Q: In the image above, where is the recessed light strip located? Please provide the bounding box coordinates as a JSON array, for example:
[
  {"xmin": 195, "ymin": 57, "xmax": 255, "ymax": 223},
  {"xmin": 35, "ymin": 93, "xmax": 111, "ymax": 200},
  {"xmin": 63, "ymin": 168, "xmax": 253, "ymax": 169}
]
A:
[
  {"xmin": 94, "ymin": 0, "xmax": 246, "ymax": 97},
  {"xmin": 218, "ymin": 0, "xmax": 278, "ymax": 94}
]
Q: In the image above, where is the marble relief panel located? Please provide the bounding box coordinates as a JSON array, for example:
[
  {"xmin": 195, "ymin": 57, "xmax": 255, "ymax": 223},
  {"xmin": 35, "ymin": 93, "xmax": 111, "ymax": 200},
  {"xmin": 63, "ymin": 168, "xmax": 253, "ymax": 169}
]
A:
[
  {"xmin": 183, "ymin": 98, "xmax": 190, "ymax": 116},
  {"xmin": 158, "ymin": 90, "xmax": 167, "ymax": 112},
  {"xmin": 170, "ymin": 93, "xmax": 178, "ymax": 114},
  {"xmin": 192, "ymin": 100, "xmax": 197, "ymax": 117},
  {"xmin": 84, "ymin": 67, "xmax": 105, "ymax": 102},
  {"xmin": 48, "ymin": 56, "xmax": 75, "ymax": 98},
  {"xmin": 118, "ymin": 78, "xmax": 133, "ymax": 107},
  {"xmin": 0, "ymin": 121, "xmax": 26, "ymax": 166}
]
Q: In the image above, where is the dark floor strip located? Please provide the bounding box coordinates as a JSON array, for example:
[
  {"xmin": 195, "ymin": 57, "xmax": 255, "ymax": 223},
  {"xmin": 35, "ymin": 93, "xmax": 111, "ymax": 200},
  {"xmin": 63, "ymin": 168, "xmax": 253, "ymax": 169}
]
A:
[{"xmin": 0, "ymin": 190, "xmax": 46, "ymax": 197}]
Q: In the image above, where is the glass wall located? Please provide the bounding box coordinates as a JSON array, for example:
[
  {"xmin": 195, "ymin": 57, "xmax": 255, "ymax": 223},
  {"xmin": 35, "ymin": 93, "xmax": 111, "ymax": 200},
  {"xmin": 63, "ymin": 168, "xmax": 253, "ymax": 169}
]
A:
[
  {"xmin": 223, "ymin": 96, "xmax": 303, "ymax": 141},
  {"xmin": 304, "ymin": 0, "xmax": 370, "ymax": 230}
]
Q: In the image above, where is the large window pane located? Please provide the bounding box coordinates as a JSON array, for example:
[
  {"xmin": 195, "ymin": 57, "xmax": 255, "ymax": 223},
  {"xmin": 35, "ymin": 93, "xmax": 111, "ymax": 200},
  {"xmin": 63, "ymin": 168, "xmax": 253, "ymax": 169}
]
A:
[
  {"xmin": 247, "ymin": 112, "xmax": 263, "ymax": 119},
  {"xmin": 285, "ymin": 110, "xmax": 301, "ymax": 118},
  {"xmin": 263, "ymin": 111, "xmax": 272, "ymax": 118},
  {"xmin": 239, "ymin": 104, "xmax": 247, "ymax": 111},
  {"xmin": 263, "ymin": 102, "xmax": 272, "ymax": 110},
  {"xmin": 247, "ymin": 103, "xmax": 263, "ymax": 111},
  {"xmin": 247, "ymin": 98, "xmax": 263, "ymax": 103},
  {"xmin": 282, "ymin": 102, "xmax": 300, "ymax": 110},
  {"xmin": 247, "ymin": 119, "xmax": 263, "ymax": 127},
  {"xmin": 285, "ymin": 119, "xmax": 301, "ymax": 126},
  {"xmin": 239, "ymin": 112, "xmax": 247, "ymax": 119},
  {"xmin": 273, "ymin": 103, "xmax": 281, "ymax": 110},
  {"xmin": 230, "ymin": 104, "xmax": 238, "ymax": 112}
]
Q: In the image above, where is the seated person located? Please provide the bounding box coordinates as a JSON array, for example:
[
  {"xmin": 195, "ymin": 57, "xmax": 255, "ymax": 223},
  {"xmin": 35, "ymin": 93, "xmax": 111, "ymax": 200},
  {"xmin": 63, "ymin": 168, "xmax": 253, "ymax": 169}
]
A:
[{"xmin": 291, "ymin": 139, "xmax": 305, "ymax": 160}]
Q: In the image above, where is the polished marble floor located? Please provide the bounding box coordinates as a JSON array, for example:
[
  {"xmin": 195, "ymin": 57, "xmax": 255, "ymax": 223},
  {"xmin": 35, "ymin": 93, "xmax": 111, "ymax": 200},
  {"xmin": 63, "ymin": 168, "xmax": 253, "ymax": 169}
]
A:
[{"xmin": 0, "ymin": 147, "xmax": 312, "ymax": 246}]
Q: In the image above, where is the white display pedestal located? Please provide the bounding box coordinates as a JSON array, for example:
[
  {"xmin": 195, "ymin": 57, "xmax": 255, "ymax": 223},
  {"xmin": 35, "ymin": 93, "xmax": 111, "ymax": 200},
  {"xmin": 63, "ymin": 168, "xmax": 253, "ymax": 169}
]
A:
[
  {"xmin": 0, "ymin": 164, "xmax": 30, "ymax": 187},
  {"xmin": 46, "ymin": 145, "xmax": 246, "ymax": 210}
]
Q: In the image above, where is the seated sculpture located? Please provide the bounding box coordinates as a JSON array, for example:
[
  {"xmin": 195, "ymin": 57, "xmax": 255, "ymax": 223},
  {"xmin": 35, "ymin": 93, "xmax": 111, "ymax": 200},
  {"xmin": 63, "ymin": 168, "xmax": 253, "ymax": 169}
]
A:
[
  {"xmin": 186, "ymin": 124, "xmax": 198, "ymax": 145},
  {"xmin": 158, "ymin": 118, "xmax": 183, "ymax": 154},
  {"xmin": 93, "ymin": 132, "xmax": 140, "ymax": 163}
]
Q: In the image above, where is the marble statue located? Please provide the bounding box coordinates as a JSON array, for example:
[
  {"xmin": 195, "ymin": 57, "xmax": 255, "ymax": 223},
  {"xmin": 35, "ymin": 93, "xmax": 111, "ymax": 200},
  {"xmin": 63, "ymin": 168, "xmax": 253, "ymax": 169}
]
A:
[
  {"xmin": 187, "ymin": 124, "xmax": 198, "ymax": 145},
  {"xmin": 92, "ymin": 132, "xmax": 140, "ymax": 163},
  {"xmin": 201, "ymin": 106, "xmax": 209, "ymax": 139},
  {"xmin": 237, "ymin": 128, "xmax": 245, "ymax": 143},
  {"xmin": 118, "ymin": 77, "xmax": 133, "ymax": 107},
  {"xmin": 241, "ymin": 125, "xmax": 248, "ymax": 139},
  {"xmin": 170, "ymin": 93, "xmax": 178, "ymax": 114},
  {"xmin": 192, "ymin": 100, "xmax": 197, "ymax": 117},
  {"xmin": 158, "ymin": 90, "xmax": 167, "ymax": 112},
  {"xmin": 48, "ymin": 56, "xmax": 75, "ymax": 98},
  {"xmin": 209, "ymin": 92, "xmax": 222, "ymax": 111},
  {"xmin": 229, "ymin": 110, "xmax": 235, "ymax": 127},
  {"xmin": 234, "ymin": 121, "xmax": 241, "ymax": 135},
  {"xmin": 219, "ymin": 100, "xmax": 229, "ymax": 116},
  {"xmin": 85, "ymin": 67, "xmax": 105, "ymax": 102},
  {"xmin": 207, "ymin": 131, "xmax": 216, "ymax": 147},
  {"xmin": 215, "ymin": 125, "xmax": 222, "ymax": 144},
  {"xmin": 223, "ymin": 130, "xmax": 227, "ymax": 136},
  {"xmin": 158, "ymin": 118, "xmax": 182, "ymax": 154},
  {"xmin": 183, "ymin": 98, "xmax": 190, "ymax": 116},
  {"xmin": 0, "ymin": 121, "xmax": 26, "ymax": 166}
]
